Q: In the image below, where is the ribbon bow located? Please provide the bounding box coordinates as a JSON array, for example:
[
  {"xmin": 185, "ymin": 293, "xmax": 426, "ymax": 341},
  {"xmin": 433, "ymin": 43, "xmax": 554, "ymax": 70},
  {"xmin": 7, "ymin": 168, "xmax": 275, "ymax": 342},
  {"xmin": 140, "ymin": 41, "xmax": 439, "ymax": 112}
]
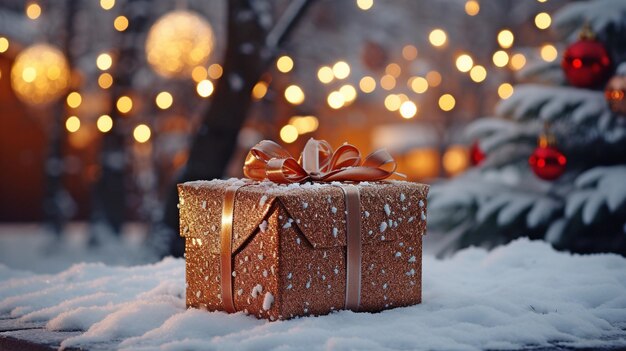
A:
[{"xmin": 243, "ymin": 138, "xmax": 400, "ymax": 184}]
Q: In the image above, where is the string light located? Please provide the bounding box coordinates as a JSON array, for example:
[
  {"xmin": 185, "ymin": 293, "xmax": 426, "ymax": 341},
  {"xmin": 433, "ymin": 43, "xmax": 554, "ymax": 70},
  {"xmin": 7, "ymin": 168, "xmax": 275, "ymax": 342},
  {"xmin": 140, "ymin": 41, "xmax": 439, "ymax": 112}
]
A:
[
  {"xmin": 66, "ymin": 92, "xmax": 82, "ymax": 108},
  {"xmin": 510, "ymin": 53, "xmax": 526, "ymax": 70},
  {"xmin": 289, "ymin": 116, "xmax": 319, "ymax": 134},
  {"xmin": 284, "ymin": 85, "xmax": 305, "ymax": 105},
  {"xmin": 359, "ymin": 76, "xmax": 376, "ymax": 93},
  {"xmin": 96, "ymin": 53, "xmax": 113, "ymax": 71},
  {"xmin": 497, "ymin": 29, "xmax": 514, "ymax": 49},
  {"xmin": 97, "ymin": 115, "xmax": 113, "ymax": 133},
  {"xmin": 208, "ymin": 63, "xmax": 223, "ymax": 79},
  {"xmin": 492, "ymin": 50, "xmax": 509, "ymax": 67},
  {"xmin": 339, "ymin": 84, "xmax": 357, "ymax": 103},
  {"xmin": 540, "ymin": 44, "xmax": 558, "ymax": 62},
  {"xmin": 498, "ymin": 83, "xmax": 514, "ymax": 99},
  {"xmin": 410, "ymin": 76, "xmax": 428, "ymax": 94},
  {"xmin": 356, "ymin": 0, "xmax": 374, "ymax": 10},
  {"xmin": 114, "ymin": 16, "xmax": 129, "ymax": 31},
  {"xmin": 116, "ymin": 95, "xmax": 133, "ymax": 114},
  {"xmin": 535, "ymin": 12, "xmax": 551, "ymax": 30},
  {"xmin": 26, "ymin": 2, "xmax": 41, "ymax": 20},
  {"xmin": 100, "ymin": 0, "xmax": 115, "ymax": 10},
  {"xmin": 280, "ymin": 125, "xmax": 298, "ymax": 143},
  {"xmin": 133, "ymin": 124, "xmax": 151, "ymax": 143},
  {"xmin": 98, "ymin": 73, "xmax": 113, "ymax": 89},
  {"xmin": 155, "ymin": 91, "xmax": 173, "ymax": 109},
  {"xmin": 438, "ymin": 94, "xmax": 456, "ymax": 111},
  {"xmin": 0, "ymin": 37, "xmax": 8, "ymax": 53},
  {"xmin": 469, "ymin": 65, "xmax": 487, "ymax": 83},
  {"xmin": 197, "ymin": 79, "xmax": 214, "ymax": 97},
  {"xmin": 380, "ymin": 74, "xmax": 396, "ymax": 90},
  {"xmin": 191, "ymin": 66, "xmax": 208, "ymax": 82},
  {"xmin": 317, "ymin": 66, "xmax": 334, "ymax": 84},
  {"xmin": 276, "ymin": 55, "xmax": 294, "ymax": 73},
  {"xmin": 429, "ymin": 29, "xmax": 447, "ymax": 47},
  {"xmin": 402, "ymin": 45, "xmax": 418, "ymax": 60},
  {"xmin": 332, "ymin": 61, "xmax": 350, "ymax": 79},
  {"xmin": 426, "ymin": 71, "xmax": 442, "ymax": 87},
  {"xmin": 399, "ymin": 101, "xmax": 417, "ymax": 119},
  {"xmin": 455, "ymin": 54, "xmax": 474, "ymax": 72},
  {"xmin": 384, "ymin": 94, "xmax": 401, "ymax": 111},
  {"xmin": 327, "ymin": 91, "xmax": 345, "ymax": 109},
  {"xmin": 385, "ymin": 63, "xmax": 401, "ymax": 78},
  {"xmin": 65, "ymin": 116, "xmax": 80, "ymax": 133},
  {"xmin": 252, "ymin": 81, "xmax": 268, "ymax": 100},
  {"xmin": 465, "ymin": 0, "xmax": 480, "ymax": 16}
]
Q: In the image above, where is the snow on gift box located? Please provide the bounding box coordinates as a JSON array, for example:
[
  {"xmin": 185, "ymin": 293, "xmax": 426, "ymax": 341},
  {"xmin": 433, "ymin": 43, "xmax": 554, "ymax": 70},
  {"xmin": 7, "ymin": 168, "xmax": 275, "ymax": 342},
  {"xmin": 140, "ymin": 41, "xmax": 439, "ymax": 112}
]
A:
[{"xmin": 178, "ymin": 139, "xmax": 428, "ymax": 320}]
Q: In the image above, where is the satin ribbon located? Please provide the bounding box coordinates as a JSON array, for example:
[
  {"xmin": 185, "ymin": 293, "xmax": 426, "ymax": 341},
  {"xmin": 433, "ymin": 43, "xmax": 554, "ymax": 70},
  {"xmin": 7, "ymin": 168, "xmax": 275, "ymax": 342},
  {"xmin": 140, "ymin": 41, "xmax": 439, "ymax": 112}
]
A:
[{"xmin": 243, "ymin": 138, "xmax": 400, "ymax": 184}]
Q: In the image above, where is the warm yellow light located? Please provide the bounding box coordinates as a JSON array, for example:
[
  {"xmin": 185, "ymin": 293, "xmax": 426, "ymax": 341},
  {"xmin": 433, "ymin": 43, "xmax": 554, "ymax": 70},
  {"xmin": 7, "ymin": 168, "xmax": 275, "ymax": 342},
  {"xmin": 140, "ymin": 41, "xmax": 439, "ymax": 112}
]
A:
[
  {"xmin": 191, "ymin": 66, "xmax": 208, "ymax": 82},
  {"xmin": 0, "ymin": 37, "xmax": 8, "ymax": 53},
  {"xmin": 384, "ymin": 94, "xmax": 402, "ymax": 111},
  {"xmin": 289, "ymin": 115, "xmax": 319, "ymax": 134},
  {"xmin": 380, "ymin": 74, "xmax": 396, "ymax": 90},
  {"xmin": 406, "ymin": 148, "xmax": 440, "ymax": 180},
  {"xmin": 356, "ymin": 0, "xmax": 374, "ymax": 10},
  {"xmin": 11, "ymin": 43, "xmax": 70, "ymax": 105},
  {"xmin": 65, "ymin": 116, "xmax": 80, "ymax": 133},
  {"xmin": 26, "ymin": 3, "xmax": 41, "ymax": 20},
  {"xmin": 429, "ymin": 29, "xmax": 447, "ymax": 47},
  {"xmin": 359, "ymin": 76, "xmax": 376, "ymax": 93},
  {"xmin": 276, "ymin": 55, "xmax": 294, "ymax": 73},
  {"xmin": 426, "ymin": 71, "xmax": 442, "ymax": 87},
  {"xmin": 156, "ymin": 91, "xmax": 173, "ymax": 109},
  {"xmin": 385, "ymin": 63, "xmax": 401, "ymax": 78},
  {"xmin": 339, "ymin": 84, "xmax": 357, "ymax": 103},
  {"xmin": 455, "ymin": 54, "xmax": 474, "ymax": 73},
  {"xmin": 469, "ymin": 65, "xmax": 487, "ymax": 83},
  {"xmin": 96, "ymin": 53, "xmax": 113, "ymax": 71},
  {"xmin": 97, "ymin": 115, "xmax": 113, "ymax": 133},
  {"xmin": 327, "ymin": 91, "xmax": 345, "ymax": 109},
  {"xmin": 252, "ymin": 81, "xmax": 268, "ymax": 100},
  {"xmin": 133, "ymin": 124, "xmax": 151, "ymax": 143},
  {"xmin": 465, "ymin": 0, "xmax": 480, "ymax": 16},
  {"xmin": 492, "ymin": 50, "xmax": 509, "ymax": 67},
  {"xmin": 498, "ymin": 83, "xmax": 514, "ymax": 99},
  {"xmin": 100, "ymin": 0, "xmax": 115, "ymax": 10},
  {"xmin": 332, "ymin": 61, "xmax": 350, "ymax": 79},
  {"xmin": 438, "ymin": 94, "xmax": 456, "ymax": 111},
  {"xmin": 399, "ymin": 101, "xmax": 417, "ymax": 119},
  {"xmin": 410, "ymin": 76, "xmax": 428, "ymax": 94},
  {"xmin": 114, "ymin": 16, "xmax": 129, "ymax": 31},
  {"xmin": 535, "ymin": 12, "xmax": 551, "ymax": 30},
  {"xmin": 280, "ymin": 125, "xmax": 298, "ymax": 143},
  {"xmin": 116, "ymin": 95, "xmax": 133, "ymax": 114},
  {"xmin": 145, "ymin": 10, "xmax": 214, "ymax": 78},
  {"xmin": 196, "ymin": 79, "xmax": 214, "ymax": 98},
  {"xmin": 66, "ymin": 92, "xmax": 82, "ymax": 108},
  {"xmin": 98, "ymin": 73, "xmax": 113, "ymax": 89},
  {"xmin": 443, "ymin": 145, "xmax": 469, "ymax": 176},
  {"xmin": 510, "ymin": 53, "xmax": 526, "ymax": 70},
  {"xmin": 497, "ymin": 29, "xmax": 514, "ymax": 49},
  {"xmin": 207, "ymin": 63, "xmax": 223, "ymax": 79},
  {"xmin": 402, "ymin": 45, "xmax": 418, "ymax": 60},
  {"xmin": 317, "ymin": 66, "xmax": 334, "ymax": 84},
  {"xmin": 540, "ymin": 44, "xmax": 558, "ymax": 62},
  {"xmin": 284, "ymin": 85, "xmax": 305, "ymax": 105}
]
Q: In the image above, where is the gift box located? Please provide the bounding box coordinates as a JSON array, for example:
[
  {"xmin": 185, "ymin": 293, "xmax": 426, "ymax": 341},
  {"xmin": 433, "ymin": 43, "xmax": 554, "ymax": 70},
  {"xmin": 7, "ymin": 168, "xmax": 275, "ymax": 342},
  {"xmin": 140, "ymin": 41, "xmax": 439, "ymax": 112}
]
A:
[{"xmin": 178, "ymin": 139, "xmax": 428, "ymax": 320}]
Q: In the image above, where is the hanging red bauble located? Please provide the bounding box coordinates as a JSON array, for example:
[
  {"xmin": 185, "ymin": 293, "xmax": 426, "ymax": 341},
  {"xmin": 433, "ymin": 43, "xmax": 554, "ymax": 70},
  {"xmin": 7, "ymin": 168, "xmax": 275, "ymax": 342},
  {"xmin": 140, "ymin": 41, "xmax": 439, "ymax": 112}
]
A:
[
  {"xmin": 470, "ymin": 140, "xmax": 485, "ymax": 165},
  {"xmin": 605, "ymin": 74, "xmax": 626, "ymax": 115},
  {"xmin": 529, "ymin": 134, "xmax": 567, "ymax": 181},
  {"xmin": 561, "ymin": 26, "xmax": 612, "ymax": 88}
]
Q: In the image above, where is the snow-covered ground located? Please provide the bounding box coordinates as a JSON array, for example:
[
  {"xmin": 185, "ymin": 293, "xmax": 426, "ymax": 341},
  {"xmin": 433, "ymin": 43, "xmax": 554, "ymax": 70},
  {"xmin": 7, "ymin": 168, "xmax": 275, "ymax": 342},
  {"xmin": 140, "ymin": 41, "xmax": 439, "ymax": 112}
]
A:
[{"xmin": 1, "ymin": 236, "xmax": 625, "ymax": 351}]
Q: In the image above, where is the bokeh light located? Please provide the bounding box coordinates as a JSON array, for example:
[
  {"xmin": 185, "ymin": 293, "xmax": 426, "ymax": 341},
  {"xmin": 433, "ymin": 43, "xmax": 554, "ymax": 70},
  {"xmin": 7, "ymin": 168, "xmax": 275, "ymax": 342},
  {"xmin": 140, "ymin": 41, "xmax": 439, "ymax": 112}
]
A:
[
  {"xmin": 97, "ymin": 115, "xmax": 113, "ymax": 133},
  {"xmin": 65, "ymin": 116, "xmax": 80, "ymax": 133},
  {"xmin": 317, "ymin": 66, "xmax": 334, "ymax": 84},
  {"xmin": 155, "ymin": 91, "xmax": 173, "ymax": 109},
  {"xmin": 492, "ymin": 50, "xmax": 509, "ymax": 67},
  {"xmin": 429, "ymin": 29, "xmax": 447, "ymax": 47},
  {"xmin": 0, "ymin": 37, "xmax": 8, "ymax": 53},
  {"xmin": 26, "ymin": 2, "xmax": 41, "ymax": 20},
  {"xmin": 327, "ymin": 91, "xmax": 345, "ymax": 109},
  {"xmin": 438, "ymin": 94, "xmax": 456, "ymax": 111},
  {"xmin": 359, "ymin": 76, "xmax": 376, "ymax": 93},
  {"xmin": 443, "ymin": 145, "xmax": 469, "ymax": 175},
  {"xmin": 399, "ymin": 101, "xmax": 417, "ymax": 119},
  {"xmin": 96, "ymin": 53, "xmax": 113, "ymax": 71},
  {"xmin": 98, "ymin": 73, "xmax": 113, "ymax": 89},
  {"xmin": 356, "ymin": 0, "xmax": 374, "ymax": 10},
  {"xmin": 339, "ymin": 84, "xmax": 357, "ymax": 103},
  {"xmin": 380, "ymin": 74, "xmax": 396, "ymax": 90},
  {"xmin": 384, "ymin": 94, "xmax": 401, "ymax": 111},
  {"xmin": 66, "ymin": 92, "xmax": 82, "ymax": 108},
  {"xmin": 455, "ymin": 54, "xmax": 474, "ymax": 72},
  {"xmin": 497, "ymin": 29, "xmax": 514, "ymax": 49},
  {"xmin": 276, "ymin": 56, "xmax": 294, "ymax": 73},
  {"xmin": 332, "ymin": 61, "xmax": 350, "ymax": 79},
  {"xmin": 465, "ymin": 0, "xmax": 480, "ymax": 16},
  {"xmin": 410, "ymin": 76, "xmax": 428, "ymax": 94},
  {"xmin": 535, "ymin": 12, "xmax": 551, "ymax": 30},
  {"xmin": 469, "ymin": 65, "xmax": 487, "ymax": 83},
  {"xmin": 196, "ymin": 79, "xmax": 214, "ymax": 98},
  {"xmin": 280, "ymin": 125, "xmax": 298, "ymax": 143},
  {"xmin": 540, "ymin": 44, "xmax": 558, "ymax": 62},
  {"xmin": 100, "ymin": 0, "xmax": 115, "ymax": 10},
  {"xmin": 252, "ymin": 81, "xmax": 268, "ymax": 100},
  {"xmin": 114, "ymin": 16, "xmax": 129, "ymax": 31},
  {"xmin": 116, "ymin": 95, "xmax": 133, "ymax": 114},
  {"xmin": 498, "ymin": 83, "xmax": 514, "ymax": 99},
  {"xmin": 426, "ymin": 71, "xmax": 442, "ymax": 87},
  {"xmin": 510, "ymin": 53, "xmax": 526, "ymax": 70},
  {"xmin": 133, "ymin": 124, "xmax": 151, "ymax": 143},
  {"xmin": 208, "ymin": 63, "xmax": 223, "ymax": 79},
  {"xmin": 284, "ymin": 85, "xmax": 305, "ymax": 105},
  {"xmin": 402, "ymin": 45, "xmax": 418, "ymax": 60}
]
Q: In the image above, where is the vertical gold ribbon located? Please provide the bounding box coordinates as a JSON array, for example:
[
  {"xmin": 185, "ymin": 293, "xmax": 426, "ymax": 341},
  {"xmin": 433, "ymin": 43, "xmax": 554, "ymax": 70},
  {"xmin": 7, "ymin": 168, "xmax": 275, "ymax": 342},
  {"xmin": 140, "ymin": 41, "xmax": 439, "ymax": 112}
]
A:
[{"xmin": 220, "ymin": 184, "xmax": 241, "ymax": 313}]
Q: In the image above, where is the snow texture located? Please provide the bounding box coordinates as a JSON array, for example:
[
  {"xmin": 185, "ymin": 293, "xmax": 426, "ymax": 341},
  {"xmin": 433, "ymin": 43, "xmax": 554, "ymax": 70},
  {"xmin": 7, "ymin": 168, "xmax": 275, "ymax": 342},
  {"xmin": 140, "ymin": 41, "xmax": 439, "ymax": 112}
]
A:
[{"xmin": 1, "ymin": 239, "xmax": 625, "ymax": 350}]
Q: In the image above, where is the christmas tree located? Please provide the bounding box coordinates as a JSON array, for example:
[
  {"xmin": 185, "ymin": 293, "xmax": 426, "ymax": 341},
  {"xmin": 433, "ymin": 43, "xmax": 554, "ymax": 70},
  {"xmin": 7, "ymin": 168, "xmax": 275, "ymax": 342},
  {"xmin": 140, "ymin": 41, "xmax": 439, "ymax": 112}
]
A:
[{"xmin": 429, "ymin": 0, "xmax": 626, "ymax": 256}]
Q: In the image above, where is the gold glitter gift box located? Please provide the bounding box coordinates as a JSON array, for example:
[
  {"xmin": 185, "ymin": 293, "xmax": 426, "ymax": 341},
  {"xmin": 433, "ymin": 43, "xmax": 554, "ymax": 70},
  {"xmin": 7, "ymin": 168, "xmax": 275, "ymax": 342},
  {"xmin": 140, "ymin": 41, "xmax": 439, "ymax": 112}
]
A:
[{"xmin": 179, "ymin": 178, "xmax": 428, "ymax": 320}]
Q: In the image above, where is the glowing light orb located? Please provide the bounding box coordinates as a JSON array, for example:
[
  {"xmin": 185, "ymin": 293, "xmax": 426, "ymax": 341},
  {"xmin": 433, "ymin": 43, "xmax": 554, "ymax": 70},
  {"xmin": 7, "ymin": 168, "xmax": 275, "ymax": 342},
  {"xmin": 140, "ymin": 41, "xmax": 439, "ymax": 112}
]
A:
[
  {"xmin": 11, "ymin": 43, "xmax": 70, "ymax": 105},
  {"xmin": 145, "ymin": 10, "xmax": 214, "ymax": 78}
]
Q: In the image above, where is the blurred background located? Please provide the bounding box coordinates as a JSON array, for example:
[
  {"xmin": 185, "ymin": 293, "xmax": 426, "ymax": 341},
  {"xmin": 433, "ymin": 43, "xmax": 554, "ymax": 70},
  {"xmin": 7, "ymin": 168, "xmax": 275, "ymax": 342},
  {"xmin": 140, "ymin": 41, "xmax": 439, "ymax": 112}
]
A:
[{"xmin": 0, "ymin": 0, "xmax": 583, "ymax": 271}]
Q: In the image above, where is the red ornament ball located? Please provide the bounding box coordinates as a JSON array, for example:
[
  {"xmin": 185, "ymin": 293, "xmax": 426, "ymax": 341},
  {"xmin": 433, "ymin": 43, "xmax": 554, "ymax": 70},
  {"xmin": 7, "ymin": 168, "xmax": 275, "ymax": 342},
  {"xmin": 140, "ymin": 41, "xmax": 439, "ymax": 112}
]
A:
[
  {"xmin": 470, "ymin": 141, "xmax": 485, "ymax": 165},
  {"xmin": 562, "ymin": 38, "xmax": 612, "ymax": 88},
  {"xmin": 529, "ymin": 145, "xmax": 567, "ymax": 181}
]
